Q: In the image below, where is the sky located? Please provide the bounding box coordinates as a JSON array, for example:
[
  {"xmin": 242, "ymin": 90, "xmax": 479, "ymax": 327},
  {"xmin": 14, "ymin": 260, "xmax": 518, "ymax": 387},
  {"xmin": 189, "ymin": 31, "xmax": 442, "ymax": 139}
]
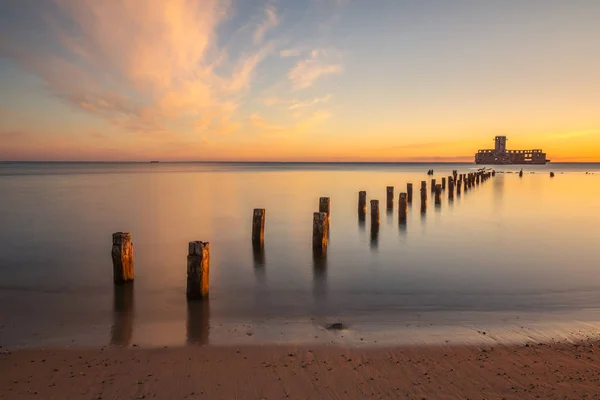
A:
[{"xmin": 1, "ymin": 0, "xmax": 599, "ymax": 162}]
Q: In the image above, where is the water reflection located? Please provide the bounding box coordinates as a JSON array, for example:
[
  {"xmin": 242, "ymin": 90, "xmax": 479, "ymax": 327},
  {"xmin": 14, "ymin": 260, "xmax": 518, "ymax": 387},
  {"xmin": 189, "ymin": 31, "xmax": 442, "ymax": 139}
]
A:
[
  {"xmin": 252, "ymin": 243, "xmax": 266, "ymax": 283},
  {"xmin": 370, "ymin": 222, "xmax": 379, "ymax": 250},
  {"xmin": 358, "ymin": 209, "xmax": 366, "ymax": 232},
  {"xmin": 386, "ymin": 208, "xmax": 393, "ymax": 226},
  {"xmin": 110, "ymin": 283, "xmax": 134, "ymax": 346},
  {"xmin": 312, "ymin": 250, "xmax": 328, "ymax": 300},
  {"xmin": 493, "ymin": 174, "xmax": 505, "ymax": 211},
  {"xmin": 186, "ymin": 300, "xmax": 210, "ymax": 345}
]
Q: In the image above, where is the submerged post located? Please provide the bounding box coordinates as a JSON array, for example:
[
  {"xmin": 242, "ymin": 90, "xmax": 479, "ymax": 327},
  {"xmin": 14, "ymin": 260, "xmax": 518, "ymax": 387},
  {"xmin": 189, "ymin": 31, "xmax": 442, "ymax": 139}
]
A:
[
  {"xmin": 519, "ymin": 169, "xmax": 523, "ymax": 178},
  {"xmin": 112, "ymin": 232, "xmax": 134, "ymax": 284},
  {"xmin": 431, "ymin": 178, "xmax": 436, "ymax": 193},
  {"xmin": 407, "ymin": 183, "xmax": 413, "ymax": 203},
  {"xmin": 398, "ymin": 192, "xmax": 407, "ymax": 221},
  {"xmin": 319, "ymin": 197, "xmax": 331, "ymax": 218},
  {"xmin": 187, "ymin": 241, "xmax": 210, "ymax": 300},
  {"xmin": 434, "ymin": 184, "xmax": 442, "ymax": 205},
  {"xmin": 251, "ymin": 209, "xmax": 265, "ymax": 247},
  {"xmin": 370, "ymin": 200, "xmax": 380, "ymax": 226},
  {"xmin": 457, "ymin": 180, "xmax": 462, "ymax": 195},
  {"xmin": 448, "ymin": 179, "xmax": 454, "ymax": 199},
  {"xmin": 442, "ymin": 177, "xmax": 446, "ymax": 190},
  {"xmin": 358, "ymin": 191, "xmax": 367, "ymax": 212},
  {"xmin": 386, "ymin": 186, "xmax": 394, "ymax": 209},
  {"xmin": 550, "ymin": 172, "xmax": 555, "ymax": 178},
  {"xmin": 312, "ymin": 212, "xmax": 329, "ymax": 252}
]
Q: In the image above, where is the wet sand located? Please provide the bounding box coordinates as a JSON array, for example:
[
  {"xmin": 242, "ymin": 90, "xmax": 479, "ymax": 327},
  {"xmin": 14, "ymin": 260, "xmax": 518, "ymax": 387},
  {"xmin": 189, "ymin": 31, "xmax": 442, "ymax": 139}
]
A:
[{"xmin": 2, "ymin": 340, "xmax": 600, "ymax": 399}]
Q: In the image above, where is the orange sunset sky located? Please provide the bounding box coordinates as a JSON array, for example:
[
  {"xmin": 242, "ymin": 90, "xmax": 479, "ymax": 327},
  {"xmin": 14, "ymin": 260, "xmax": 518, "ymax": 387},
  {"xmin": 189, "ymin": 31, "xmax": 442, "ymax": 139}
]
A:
[{"xmin": 1, "ymin": 0, "xmax": 599, "ymax": 162}]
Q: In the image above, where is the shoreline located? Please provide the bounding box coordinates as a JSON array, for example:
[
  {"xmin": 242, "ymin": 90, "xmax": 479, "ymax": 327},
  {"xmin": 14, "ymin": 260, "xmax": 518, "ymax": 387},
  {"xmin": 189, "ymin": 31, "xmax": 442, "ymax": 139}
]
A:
[{"xmin": 2, "ymin": 340, "xmax": 600, "ymax": 399}]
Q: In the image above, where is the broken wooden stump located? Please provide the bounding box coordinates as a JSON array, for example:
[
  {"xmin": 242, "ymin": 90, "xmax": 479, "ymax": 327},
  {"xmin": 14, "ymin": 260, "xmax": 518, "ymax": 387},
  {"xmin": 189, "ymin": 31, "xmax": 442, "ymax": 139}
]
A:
[
  {"xmin": 434, "ymin": 184, "xmax": 442, "ymax": 205},
  {"xmin": 251, "ymin": 209, "xmax": 265, "ymax": 247},
  {"xmin": 370, "ymin": 200, "xmax": 380, "ymax": 225},
  {"xmin": 187, "ymin": 241, "xmax": 210, "ymax": 300},
  {"xmin": 398, "ymin": 192, "xmax": 407, "ymax": 221},
  {"xmin": 386, "ymin": 186, "xmax": 394, "ymax": 209},
  {"xmin": 550, "ymin": 172, "xmax": 555, "ymax": 177},
  {"xmin": 407, "ymin": 183, "xmax": 413, "ymax": 203},
  {"xmin": 358, "ymin": 191, "xmax": 367, "ymax": 212},
  {"xmin": 312, "ymin": 212, "xmax": 329, "ymax": 252},
  {"xmin": 112, "ymin": 232, "xmax": 134, "ymax": 284},
  {"xmin": 431, "ymin": 178, "xmax": 436, "ymax": 193},
  {"xmin": 442, "ymin": 177, "xmax": 446, "ymax": 190},
  {"xmin": 319, "ymin": 197, "xmax": 331, "ymax": 218}
]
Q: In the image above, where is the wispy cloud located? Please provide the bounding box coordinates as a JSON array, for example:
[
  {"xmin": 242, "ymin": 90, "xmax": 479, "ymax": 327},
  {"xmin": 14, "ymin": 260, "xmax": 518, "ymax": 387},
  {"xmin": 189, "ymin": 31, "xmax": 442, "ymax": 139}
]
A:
[
  {"xmin": 288, "ymin": 94, "xmax": 332, "ymax": 110},
  {"xmin": 0, "ymin": 0, "xmax": 275, "ymax": 137},
  {"xmin": 280, "ymin": 48, "xmax": 302, "ymax": 58},
  {"xmin": 253, "ymin": 4, "xmax": 279, "ymax": 45},
  {"xmin": 288, "ymin": 49, "xmax": 342, "ymax": 90}
]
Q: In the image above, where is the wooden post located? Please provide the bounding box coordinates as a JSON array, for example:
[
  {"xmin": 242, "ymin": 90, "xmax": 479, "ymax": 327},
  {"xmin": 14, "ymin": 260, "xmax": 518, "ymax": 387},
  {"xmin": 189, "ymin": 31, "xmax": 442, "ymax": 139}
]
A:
[
  {"xmin": 550, "ymin": 172, "xmax": 555, "ymax": 177},
  {"xmin": 386, "ymin": 186, "xmax": 394, "ymax": 209},
  {"xmin": 492, "ymin": 170, "xmax": 496, "ymax": 177},
  {"xmin": 420, "ymin": 188, "xmax": 427, "ymax": 214},
  {"xmin": 519, "ymin": 169, "xmax": 523, "ymax": 178},
  {"xmin": 358, "ymin": 191, "xmax": 367, "ymax": 212},
  {"xmin": 431, "ymin": 178, "xmax": 436, "ymax": 193},
  {"xmin": 442, "ymin": 177, "xmax": 446, "ymax": 190},
  {"xmin": 251, "ymin": 209, "xmax": 265, "ymax": 247},
  {"xmin": 448, "ymin": 179, "xmax": 454, "ymax": 198},
  {"xmin": 187, "ymin": 241, "xmax": 210, "ymax": 300},
  {"xmin": 112, "ymin": 232, "xmax": 134, "ymax": 284},
  {"xmin": 370, "ymin": 200, "xmax": 380, "ymax": 225},
  {"xmin": 457, "ymin": 180, "xmax": 462, "ymax": 195},
  {"xmin": 312, "ymin": 212, "xmax": 329, "ymax": 252},
  {"xmin": 398, "ymin": 192, "xmax": 407, "ymax": 221},
  {"xmin": 407, "ymin": 183, "xmax": 413, "ymax": 203},
  {"xmin": 319, "ymin": 197, "xmax": 331, "ymax": 217},
  {"xmin": 434, "ymin": 184, "xmax": 442, "ymax": 205},
  {"xmin": 421, "ymin": 180, "xmax": 427, "ymax": 193}
]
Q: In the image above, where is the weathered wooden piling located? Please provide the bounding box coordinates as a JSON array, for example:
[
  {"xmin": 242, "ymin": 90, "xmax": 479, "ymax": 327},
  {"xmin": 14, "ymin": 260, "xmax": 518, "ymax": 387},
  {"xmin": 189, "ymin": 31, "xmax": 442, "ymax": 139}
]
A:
[
  {"xmin": 431, "ymin": 179, "xmax": 436, "ymax": 193},
  {"xmin": 457, "ymin": 180, "xmax": 462, "ymax": 194},
  {"xmin": 421, "ymin": 180, "xmax": 427, "ymax": 192},
  {"xmin": 312, "ymin": 212, "xmax": 329, "ymax": 251},
  {"xmin": 370, "ymin": 200, "xmax": 380, "ymax": 225},
  {"xmin": 492, "ymin": 170, "xmax": 496, "ymax": 177},
  {"xmin": 448, "ymin": 179, "xmax": 454, "ymax": 198},
  {"xmin": 398, "ymin": 192, "xmax": 407, "ymax": 220},
  {"xmin": 251, "ymin": 209, "xmax": 265, "ymax": 247},
  {"xmin": 187, "ymin": 241, "xmax": 210, "ymax": 300},
  {"xmin": 420, "ymin": 187, "xmax": 427, "ymax": 204},
  {"xmin": 358, "ymin": 191, "xmax": 367, "ymax": 212},
  {"xmin": 550, "ymin": 172, "xmax": 555, "ymax": 177},
  {"xmin": 112, "ymin": 232, "xmax": 134, "ymax": 284},
  {"xmin": 407, "ymin": 183, "xmax": 413, "ymax": 203},
  {"xmin": 519, "ymin": 169, "xmax": 523, "ymax": 178},
  {"xmin": 319, "ymin": 197, "xmax": 331, "ymax": 218},
  {"xmin": 442, "ymin": 177, "xmax": 446, "ymax": 190},
  {"xmin": 434, "ymin": 184, "xmax": 442, "ymax": 205},
  {"xmin": 386, "ymin": 186, "xmax": 394, "ymax": 209}
]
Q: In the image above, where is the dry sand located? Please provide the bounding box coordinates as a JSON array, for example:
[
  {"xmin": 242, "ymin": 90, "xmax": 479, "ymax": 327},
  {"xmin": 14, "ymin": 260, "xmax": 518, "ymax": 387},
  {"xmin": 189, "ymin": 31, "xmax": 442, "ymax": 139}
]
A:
[{"xmin": 2, "ymin": 340, "xmax": 600, "ymax": 399}]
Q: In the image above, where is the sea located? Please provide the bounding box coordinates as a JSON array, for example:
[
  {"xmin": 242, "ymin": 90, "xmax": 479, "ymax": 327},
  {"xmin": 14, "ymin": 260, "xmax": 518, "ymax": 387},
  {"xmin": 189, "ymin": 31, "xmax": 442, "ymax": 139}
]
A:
[{"xmin": 0, "ymin": 162, "xmax": 599, "ymax": 348}]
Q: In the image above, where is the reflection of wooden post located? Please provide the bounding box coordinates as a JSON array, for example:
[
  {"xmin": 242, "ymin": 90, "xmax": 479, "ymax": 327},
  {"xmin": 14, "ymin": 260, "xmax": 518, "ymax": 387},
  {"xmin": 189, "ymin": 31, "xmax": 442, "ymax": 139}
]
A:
[
  {"xmin": 312, "ymin": 212, "xmax": 329, "ymax": 252},
  {"xmin": 386, "ymin": 186, "xmax": 394, "ymax": 209},
  {"xmin": 186, "ymin": 299, "xmax": 210, "ymax": 345},
  {"xmin": 112, "ymin": 233, "xmax": 134, "ymax": 284},
  {"xmin": 110, "ymin": 283, "xmax": 134, "ymax": 346},
  {"xmin": 187, "ymin": 241, "xmax": 210, "ymax": 300},
  {"xmin": 407, "ymin": 183, "xmax": 413, "ymax": 203},
  {"xmin": 358, "ymin": 191, "xmax": 367, "ymax": 212},
  {"xmin": 251, "ymin": 209, "xmax": 265, "ymax": 247},
  {"xmin": 398, "ymin": 192, "xmax": 407, "ymax": 221},
  {"xmin": 431, "ymin": 179, "xmax": 436, "ymax": 193},
  {"xmin": 442, "ymin": 177, "xmax": 446, "ymax": 190},
  {"xmin": 434, "ymin": 184, "xmax": 442, "ymax": 205},
  {"xmin": 319, "ymin": 197, "xmax": 331, "ymax": 218},
  {"xmin": 370, "ymin": 200, "xmax": 380, "ymax": 226}
]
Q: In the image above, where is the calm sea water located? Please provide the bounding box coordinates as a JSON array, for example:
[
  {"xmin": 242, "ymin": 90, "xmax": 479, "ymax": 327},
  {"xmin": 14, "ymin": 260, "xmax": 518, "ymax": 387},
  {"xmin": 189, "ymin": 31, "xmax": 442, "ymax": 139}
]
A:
[{"xmin": 1, "ymin": 162, "xmax": 599, "ymax": 348}]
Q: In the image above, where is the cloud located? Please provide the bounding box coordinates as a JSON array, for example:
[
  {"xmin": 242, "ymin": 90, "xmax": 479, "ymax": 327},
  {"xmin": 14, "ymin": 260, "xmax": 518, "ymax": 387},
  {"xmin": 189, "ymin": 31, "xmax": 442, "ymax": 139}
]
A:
[
  {"xmin": 280, "ymin": 48, "xmax": 302, "ymax": 58},
  {"xmin": 288, "ymin": 50, "xmax": 342, "ymax": 89},
  {"xmin": 253, "ymin": 4, "xmax": 279, "ymax": 45},
  {"xmin": 288, "ymin": 94, "xmax": 332, "ymax": 110},
  {"xmin": 0, "ymin": 0, "xmax": 272, "ymax": 137},
  {"xmin": 250, "ymin": 110, "xmax": 330, "ymax": 135}
]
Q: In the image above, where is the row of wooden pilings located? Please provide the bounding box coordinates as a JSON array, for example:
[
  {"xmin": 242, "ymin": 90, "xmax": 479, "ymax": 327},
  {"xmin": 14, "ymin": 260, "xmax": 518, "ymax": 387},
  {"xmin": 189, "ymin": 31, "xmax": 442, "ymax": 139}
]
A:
[{"xmin": 111, "ymin": 169, "xmax": 495, "ymax": 301}]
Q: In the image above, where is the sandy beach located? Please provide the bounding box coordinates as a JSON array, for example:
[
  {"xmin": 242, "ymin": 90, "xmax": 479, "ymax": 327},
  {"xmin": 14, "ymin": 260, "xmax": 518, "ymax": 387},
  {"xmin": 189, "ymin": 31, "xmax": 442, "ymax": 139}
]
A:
[{"xmin": 2, "ymin": 339, "xmax": 600, "ymax": 399}]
